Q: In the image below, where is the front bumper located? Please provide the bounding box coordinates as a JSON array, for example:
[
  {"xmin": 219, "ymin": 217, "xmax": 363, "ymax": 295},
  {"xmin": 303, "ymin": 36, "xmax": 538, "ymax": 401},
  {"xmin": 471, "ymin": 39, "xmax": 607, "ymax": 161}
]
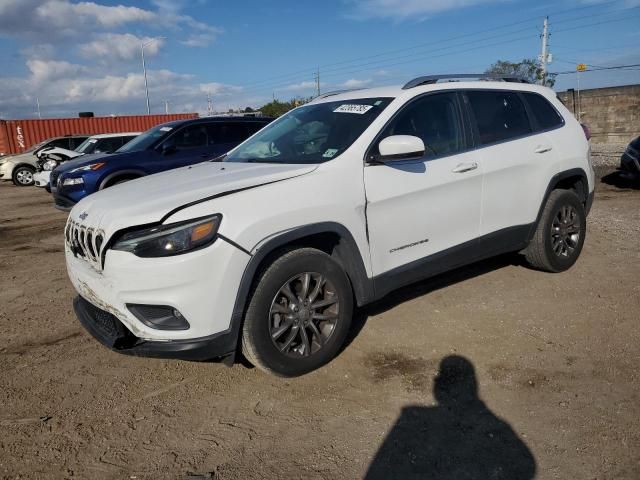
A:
[
  {"xmin": 51, "ymin": 188, "xmax": 76, "ymax": 211},
  {"xmin": 0, "ymin": 161, "xmax": 14, "ymax": 180},
  {"xmin": 66, "ymin": 235, "xmax": 250, "ymax": 342},
  {"xmin": 620, "ymin": 151, "xmax": 640, "ymax": 176},
  {"xmin": 33, "ymin": 171, "xmax": 51, "ymax": 187},
  {"xmin": 74, "ymin": 296, "xmax": 238, "ymax": 361}
]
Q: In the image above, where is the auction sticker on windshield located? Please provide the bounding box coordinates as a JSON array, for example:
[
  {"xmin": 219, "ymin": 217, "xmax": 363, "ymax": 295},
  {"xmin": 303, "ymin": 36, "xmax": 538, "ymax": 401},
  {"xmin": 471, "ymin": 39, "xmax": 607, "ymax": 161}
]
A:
[
  {"xmin": 334, "ymin": 104, "xmax": 373, "ymax": 114},
  {"xmin": 160, "ymin": 127, "xmax": 173, "ymax": 132}
]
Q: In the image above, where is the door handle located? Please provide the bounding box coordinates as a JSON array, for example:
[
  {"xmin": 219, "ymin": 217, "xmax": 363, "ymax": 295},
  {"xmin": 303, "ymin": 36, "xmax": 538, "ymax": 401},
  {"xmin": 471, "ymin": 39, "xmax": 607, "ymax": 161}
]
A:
[
  {"xmin": 452, "ymin": 162, "xmax": 478, "ymax": 173},
  {"xmin": 534, "ymin": 145, "xmax": 553, "ymax": 154}
]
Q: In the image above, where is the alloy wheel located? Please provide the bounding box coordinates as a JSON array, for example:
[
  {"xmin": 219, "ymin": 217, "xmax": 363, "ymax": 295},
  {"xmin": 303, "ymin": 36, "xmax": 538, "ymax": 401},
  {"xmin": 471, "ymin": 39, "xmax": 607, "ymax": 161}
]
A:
[
  {"xmin": 16, "ymin": 169, "xmax": 34, "ymax": 185},
  {"xmin": 551, "ymin": 205, "xmax": 581, "ymax": 257},
  {"xmin": 269, "ymin": 272, "xmax": 339, "ymax": 358}
]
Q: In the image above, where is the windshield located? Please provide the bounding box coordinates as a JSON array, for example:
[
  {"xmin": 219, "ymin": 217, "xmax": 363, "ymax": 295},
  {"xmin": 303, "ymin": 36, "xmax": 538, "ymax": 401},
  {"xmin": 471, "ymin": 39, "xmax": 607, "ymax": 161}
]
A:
[
  {"xmin": 224, "ymin": 97, "xmax": 393, "ymax": 164},
  {"xmin": 74, "ymin": 138, "xmax": 98, "ymax": 154},
  {"xmin": 116, "ymin": 124, "xmax": 173, "ymax": 153}
]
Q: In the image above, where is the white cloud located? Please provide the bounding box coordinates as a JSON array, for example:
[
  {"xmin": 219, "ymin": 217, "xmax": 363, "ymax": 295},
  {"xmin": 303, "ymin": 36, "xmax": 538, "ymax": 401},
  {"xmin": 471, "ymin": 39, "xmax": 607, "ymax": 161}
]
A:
[
  {"xmin": 339, "ymin": 78, "xmax": 372, "ymax": 88},
  {"xmin": 180, "ymin": 30, "xmax": 223, "ymax": 48},
  {"xmin": 0, "ymin": 0, "xmax": 222, "ymax": 47},
  {"xmin": 345, "ymin": 0, "xmax": 504, "ymax": 21},
  {"xmin": 0, "ymin": 58, "xmax": 252, "ymax": 118},
  {"xmin": 281, "ymin": 81, "xmax": 319, "ymax": 91},
  {"xmin": 80, "ymin": 33, "xmax": 165, "ymax": 62}
]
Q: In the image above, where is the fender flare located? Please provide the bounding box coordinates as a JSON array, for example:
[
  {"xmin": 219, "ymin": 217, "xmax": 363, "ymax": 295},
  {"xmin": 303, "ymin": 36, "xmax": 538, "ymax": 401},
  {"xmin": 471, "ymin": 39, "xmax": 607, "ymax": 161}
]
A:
[
  {"xmin": 99, "ymin": 169, "xmax": 146, "ymax": 190},
  {"xmin": 227, "ymin": 222, "xmax": 374, "ymax": 344},
  {"xmin": 528, "ymin": 167, "xmax": 589, "ymax": 240}
]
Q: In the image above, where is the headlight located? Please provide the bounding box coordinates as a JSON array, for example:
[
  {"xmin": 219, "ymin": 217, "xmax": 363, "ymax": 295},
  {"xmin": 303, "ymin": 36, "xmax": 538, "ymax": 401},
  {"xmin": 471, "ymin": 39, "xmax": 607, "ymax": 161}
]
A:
[
  {"xmin": 112, "ymin": 215, "xmax": 221, "ymax": 257},
  {"xmin": 69, "ymin": 162, "xmax": 105, "ymax": 173},
  {"xmin": 43, "ymin": 159, "xmax": 58, "ymax": 171},
  {"xmin": 63, "ymin": 177, "xmax": 84, "ymax": 186}
]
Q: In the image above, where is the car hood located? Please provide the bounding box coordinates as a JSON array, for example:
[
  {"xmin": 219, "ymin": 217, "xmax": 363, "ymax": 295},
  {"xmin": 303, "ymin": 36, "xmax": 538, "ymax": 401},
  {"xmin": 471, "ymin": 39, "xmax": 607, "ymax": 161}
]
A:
[
  {"xmin": 69, "ymin": 161, "xmax": 318, "ymax": 238},
  {"xmin": 55, "ymin": 151, "xmax": 127, "ymax": 175},
  {"xmin": 0, "ymin": 151, "xmax": 35, "ymax": 164}
]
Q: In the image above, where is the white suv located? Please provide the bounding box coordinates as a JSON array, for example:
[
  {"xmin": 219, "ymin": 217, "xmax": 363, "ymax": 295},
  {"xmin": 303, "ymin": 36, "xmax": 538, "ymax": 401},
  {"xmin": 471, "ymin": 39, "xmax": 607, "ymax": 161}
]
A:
[{"xmin": 65, "ymin": 75, "xmax": 594, "ymax": 376}]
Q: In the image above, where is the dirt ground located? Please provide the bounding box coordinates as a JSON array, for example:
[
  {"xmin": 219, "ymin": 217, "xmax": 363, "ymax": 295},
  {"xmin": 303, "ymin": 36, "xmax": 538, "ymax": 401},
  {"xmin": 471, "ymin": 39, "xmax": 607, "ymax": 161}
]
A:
[{"xmin": 0, "ymin": 166, "xmax": 638, "ymax": 479}]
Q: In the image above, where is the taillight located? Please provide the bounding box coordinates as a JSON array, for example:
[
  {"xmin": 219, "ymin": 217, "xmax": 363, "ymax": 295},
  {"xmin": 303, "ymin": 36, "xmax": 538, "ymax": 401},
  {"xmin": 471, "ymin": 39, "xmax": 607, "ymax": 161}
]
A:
[{"xmin": 581, "ymin": 123, "xmax": 591, "ymax": 141}]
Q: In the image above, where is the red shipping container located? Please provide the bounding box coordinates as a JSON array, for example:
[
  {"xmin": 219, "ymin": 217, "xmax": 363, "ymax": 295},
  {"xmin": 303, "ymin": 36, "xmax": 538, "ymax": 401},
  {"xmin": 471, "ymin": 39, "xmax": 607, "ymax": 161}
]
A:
[{"xmin": 0, "ymin": 113, "xmax": 198, "ymax": 155}]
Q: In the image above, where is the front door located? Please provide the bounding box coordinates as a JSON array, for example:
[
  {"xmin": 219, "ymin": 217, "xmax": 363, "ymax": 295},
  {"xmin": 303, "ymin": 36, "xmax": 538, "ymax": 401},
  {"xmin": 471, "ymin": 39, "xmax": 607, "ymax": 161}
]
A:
[{"xmin": 364, "ymin": 92, "xmax": 483, "ymax": 277}]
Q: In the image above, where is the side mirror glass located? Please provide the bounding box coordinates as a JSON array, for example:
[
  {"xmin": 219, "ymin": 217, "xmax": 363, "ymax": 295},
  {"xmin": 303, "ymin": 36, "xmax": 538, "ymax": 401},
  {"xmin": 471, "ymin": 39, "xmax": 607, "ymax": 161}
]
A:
[{"xmin": 377, "ymin": 135, "xmax": 425, "ymax": 161}]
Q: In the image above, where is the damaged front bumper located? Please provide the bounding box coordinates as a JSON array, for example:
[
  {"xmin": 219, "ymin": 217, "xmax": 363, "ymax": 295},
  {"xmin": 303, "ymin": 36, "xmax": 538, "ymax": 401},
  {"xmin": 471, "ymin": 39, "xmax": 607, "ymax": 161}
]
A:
[{"xmin": 73, "ymin": 295, "xmax": 239, "ymax": 361}]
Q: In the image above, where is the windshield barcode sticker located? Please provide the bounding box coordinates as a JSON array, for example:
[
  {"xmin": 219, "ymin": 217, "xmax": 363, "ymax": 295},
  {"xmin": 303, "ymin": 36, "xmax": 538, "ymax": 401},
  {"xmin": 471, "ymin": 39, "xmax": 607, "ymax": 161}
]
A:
[{"xmin": 334, "ymin": 104, "xmax": 373, "ymax": 114}]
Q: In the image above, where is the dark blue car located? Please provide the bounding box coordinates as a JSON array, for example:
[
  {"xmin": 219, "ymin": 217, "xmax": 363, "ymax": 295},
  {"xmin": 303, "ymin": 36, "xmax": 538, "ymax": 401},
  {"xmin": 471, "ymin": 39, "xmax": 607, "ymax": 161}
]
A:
[{"xmin": 50, "ymin": 116, "xmax": 272, "ymax": 210}]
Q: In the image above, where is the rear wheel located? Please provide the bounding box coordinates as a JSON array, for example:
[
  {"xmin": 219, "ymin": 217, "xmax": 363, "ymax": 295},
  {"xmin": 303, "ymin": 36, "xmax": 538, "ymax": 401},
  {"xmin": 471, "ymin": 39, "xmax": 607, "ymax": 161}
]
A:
[
  {"xmin": 241, "ymin": 248, "xmax": 353, "ymax": 377},
  {"xmin": 524, "ymin": 189, "xmax": 586, "ymax": 272},
  {"xmin": 12, "ymin": 165, "xmax": 35, "ymax": 186}
]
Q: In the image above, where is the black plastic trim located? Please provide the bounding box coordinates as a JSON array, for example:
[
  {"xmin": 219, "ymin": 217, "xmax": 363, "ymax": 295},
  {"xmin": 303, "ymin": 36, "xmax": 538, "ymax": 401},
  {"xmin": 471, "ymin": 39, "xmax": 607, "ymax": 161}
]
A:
[
  {"xmin": 74, "ymin": 296, "xmax": 236, "ymax": 361},
  {"xmin": 528, "ymin": 167, "xmax": 589, "ymax": 241},
  {"xmin": 372, "ymin": 224, "xmax": 532, "ymax": 300},
  {"xmin": 99, "ymin": 169, "xmax": 146, "ymax": 190}
]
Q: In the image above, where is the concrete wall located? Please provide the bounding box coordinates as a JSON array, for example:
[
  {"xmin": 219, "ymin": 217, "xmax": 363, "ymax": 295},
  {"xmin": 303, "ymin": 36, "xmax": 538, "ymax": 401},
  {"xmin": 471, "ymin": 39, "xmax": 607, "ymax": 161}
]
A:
[{"xmin": 558, "ymin": 84, "xmax": 639, "ymax": 144}]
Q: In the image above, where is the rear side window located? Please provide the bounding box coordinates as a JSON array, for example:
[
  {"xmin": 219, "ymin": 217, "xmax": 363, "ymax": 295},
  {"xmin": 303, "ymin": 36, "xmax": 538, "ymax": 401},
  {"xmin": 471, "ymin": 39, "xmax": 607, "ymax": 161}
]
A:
[
  {"xmin": 522, "ymin": 93, "xmax": 564, "ymax": 131},
  {"xmin": 467, "ymin": 91, "xmax": 532, "ymax": 145}
]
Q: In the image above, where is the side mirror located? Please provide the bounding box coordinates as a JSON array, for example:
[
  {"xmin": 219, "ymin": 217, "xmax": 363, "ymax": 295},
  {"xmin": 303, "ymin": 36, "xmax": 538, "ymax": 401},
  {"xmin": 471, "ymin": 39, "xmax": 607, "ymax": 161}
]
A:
[
  {"xmin": 161, "ymin": 139, "xmax": 176, "ymax": 155},
  {"xmin": 377, "ymin": 135, "xmax": 425, "ymax": 161}
]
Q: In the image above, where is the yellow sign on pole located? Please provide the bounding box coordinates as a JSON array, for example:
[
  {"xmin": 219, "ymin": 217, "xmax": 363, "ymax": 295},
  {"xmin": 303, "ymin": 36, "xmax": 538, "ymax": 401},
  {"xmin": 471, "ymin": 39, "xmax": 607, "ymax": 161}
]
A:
[{"xmin": 577, "ymin": 64, "xmax": 587, "ymax": 72}]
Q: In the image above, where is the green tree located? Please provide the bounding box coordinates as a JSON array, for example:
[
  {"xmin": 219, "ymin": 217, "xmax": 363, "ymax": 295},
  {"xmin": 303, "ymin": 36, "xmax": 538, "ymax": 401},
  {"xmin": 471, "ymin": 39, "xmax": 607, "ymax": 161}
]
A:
[
  {"xmin": 258, "ymin": 99, "xmax": 304, "ymax": 117},
  {"xmin": 485, "ymin": 58, "xmax": 556, "ymax": 87}
]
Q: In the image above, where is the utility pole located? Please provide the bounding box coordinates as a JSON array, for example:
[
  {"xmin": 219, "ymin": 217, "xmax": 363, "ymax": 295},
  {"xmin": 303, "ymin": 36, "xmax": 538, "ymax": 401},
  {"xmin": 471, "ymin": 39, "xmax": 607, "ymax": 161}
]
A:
[
  {"xmin": 36, "ymin": 97, "xmax": 41, "ymax": 119},
  {"xmin": 162, "ymin": 100, "xmax": 170, "ymax": 114},
  {"xmin": 207, "ymin": 91, "xmax": 213, "ymax": 116},
  {"xmin": 313, "ymin": 67, "xmax": 320, "ymax": 96},
  {"xmin": 140, "ymin": 36, "xmax": 166, "ymax": 115},
  {"xmin": 539, "ymin": 16, "xmax": 550, "ymax": 86}
]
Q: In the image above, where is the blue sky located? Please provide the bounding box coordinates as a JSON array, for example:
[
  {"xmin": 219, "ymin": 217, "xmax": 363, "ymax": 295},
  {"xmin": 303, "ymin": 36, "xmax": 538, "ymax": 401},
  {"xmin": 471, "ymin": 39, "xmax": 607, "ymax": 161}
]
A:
[{"xmin": 0, "ymin": 0, "xmax": 639, "ymax": 118}]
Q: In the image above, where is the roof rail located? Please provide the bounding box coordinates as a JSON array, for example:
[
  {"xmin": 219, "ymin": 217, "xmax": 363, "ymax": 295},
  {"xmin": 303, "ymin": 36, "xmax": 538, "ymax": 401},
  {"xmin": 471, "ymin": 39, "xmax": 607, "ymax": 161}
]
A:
[
  {"xmin": 402, "ymin": 74, "xmax": 529, "ymax": 89},
  {"xmin": 312, "ymin": 88, "xmax": 365, "ymax": 100}
]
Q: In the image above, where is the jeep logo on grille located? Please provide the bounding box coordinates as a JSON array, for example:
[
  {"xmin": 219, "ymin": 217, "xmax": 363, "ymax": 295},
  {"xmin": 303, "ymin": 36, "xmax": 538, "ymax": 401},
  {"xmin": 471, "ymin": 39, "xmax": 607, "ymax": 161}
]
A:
[{"xmin": 79, "ymin": 212, "xmax": 88, "ymax": 221}]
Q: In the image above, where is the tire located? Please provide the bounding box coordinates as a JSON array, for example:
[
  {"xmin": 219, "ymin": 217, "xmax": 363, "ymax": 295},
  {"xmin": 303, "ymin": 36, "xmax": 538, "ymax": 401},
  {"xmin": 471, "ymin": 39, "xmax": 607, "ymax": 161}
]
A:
[
  {"xmin": 524, "ymin": 189, "xmax": 586, "ymax": 272},
  {"xmin": 241, "ymin": 248, "xmax": 353, "ymax": 377},
  {"xmin": 12, "ymin": 165, "xmax": 35, "ymax": 186}
]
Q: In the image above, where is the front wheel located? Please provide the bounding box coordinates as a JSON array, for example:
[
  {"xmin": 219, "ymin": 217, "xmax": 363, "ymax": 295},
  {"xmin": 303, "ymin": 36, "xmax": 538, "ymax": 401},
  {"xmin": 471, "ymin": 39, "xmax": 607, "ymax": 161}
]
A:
[
  {"xmin": 12, "ymin": 165, "xmax": 35, "ymax": 186},
  {"xmin": 524, "ymin": 189, "xmax": 587, "ymax": 272},
  {"xmin": 241, "ymin": 248, "xmax": 353, "ymax": 377}
]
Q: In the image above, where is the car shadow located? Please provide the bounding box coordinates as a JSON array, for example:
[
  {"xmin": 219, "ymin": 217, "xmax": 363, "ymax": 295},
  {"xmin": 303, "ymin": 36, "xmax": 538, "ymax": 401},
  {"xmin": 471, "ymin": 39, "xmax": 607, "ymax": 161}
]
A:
[
  {"xmin": 343, "ymin": 252, "xmax": 524, "ymax": 351},
  {"xmin": 365, "ymin": 355, "xmax": 536, "ymax": 480},
  {"xmin": 601, "ymin": 171, "xmax": 640, "ymax": 190}
]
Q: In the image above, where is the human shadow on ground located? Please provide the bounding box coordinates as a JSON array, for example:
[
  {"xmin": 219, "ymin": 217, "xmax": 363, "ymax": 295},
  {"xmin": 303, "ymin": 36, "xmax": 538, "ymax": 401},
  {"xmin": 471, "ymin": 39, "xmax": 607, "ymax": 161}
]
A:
[{"xmin": 365, "ymin": 355, "xmax": 536, "ymax": 480}]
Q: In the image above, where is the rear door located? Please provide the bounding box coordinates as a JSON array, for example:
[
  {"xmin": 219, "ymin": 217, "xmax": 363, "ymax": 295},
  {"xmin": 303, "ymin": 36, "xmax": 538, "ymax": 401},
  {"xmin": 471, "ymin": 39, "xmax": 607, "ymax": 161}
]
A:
[
  {"xmin": 463, "ymin": 89, "xmax": 554, "ymax": 235},
  {"xmin": 364, "ymin": 91, "xmax": 483, "ymax": 276},
  {"xmin": 206, "ymin": 122, "xmax": 258, "ymax": 158}
]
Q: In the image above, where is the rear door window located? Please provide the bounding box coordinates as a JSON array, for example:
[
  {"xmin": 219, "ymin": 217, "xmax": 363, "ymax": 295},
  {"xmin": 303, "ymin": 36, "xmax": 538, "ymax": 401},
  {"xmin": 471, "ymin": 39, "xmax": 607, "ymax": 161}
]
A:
[
  {"xmin": 522, "ymin": 93, "xmax": 564, "ymax": 131},
  {"xmin": 466, "ymin": 91, "xmax": 532, "ymax": 145},
  {"xmin": 173, "ymin": 125, "xmax": 208, "ymax": 150}
]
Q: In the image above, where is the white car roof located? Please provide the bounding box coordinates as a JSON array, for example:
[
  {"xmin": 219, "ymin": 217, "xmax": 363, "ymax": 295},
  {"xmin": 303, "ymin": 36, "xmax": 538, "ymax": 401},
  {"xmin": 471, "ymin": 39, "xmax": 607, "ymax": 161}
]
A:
[
  {"xmin": 87, "ymin": 132, "xmax": 141, "ymax": 139},
  {"xmin": 309, "ymin": 80, "xmax": 556, "ymax": 105}
]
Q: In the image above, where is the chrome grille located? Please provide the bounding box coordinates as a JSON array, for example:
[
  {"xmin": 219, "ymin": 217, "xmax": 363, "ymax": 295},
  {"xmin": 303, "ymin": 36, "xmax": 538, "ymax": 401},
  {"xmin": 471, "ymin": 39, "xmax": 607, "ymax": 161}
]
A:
[{"xmin": 65, "ymin": 217, "xmax": 106, "ymax": 270}]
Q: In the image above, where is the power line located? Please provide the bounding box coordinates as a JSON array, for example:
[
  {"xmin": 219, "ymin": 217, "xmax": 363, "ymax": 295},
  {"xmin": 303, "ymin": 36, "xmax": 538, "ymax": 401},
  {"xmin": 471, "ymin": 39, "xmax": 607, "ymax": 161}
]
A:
[
  {"xmin": 236, "ymin": 0, "xmax": 633, "ymax": 92},
  {"xmin": 552, "ymin": 63, "xmax": 640, "ymax": 75}
]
